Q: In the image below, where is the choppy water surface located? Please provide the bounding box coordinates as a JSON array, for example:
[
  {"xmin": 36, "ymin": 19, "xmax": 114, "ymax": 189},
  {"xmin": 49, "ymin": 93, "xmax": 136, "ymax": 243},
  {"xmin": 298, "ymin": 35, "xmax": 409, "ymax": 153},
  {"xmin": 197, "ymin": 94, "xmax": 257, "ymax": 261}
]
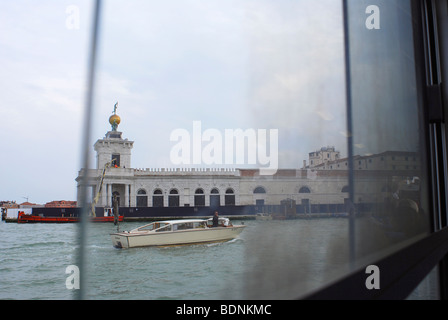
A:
[
  {"xmin": 0, "ymin": 218, "xmax": 437, "ymax": 299},
  {"xmin": 0, "ymin": 222, "xmax": 77, "ymax": 299}
]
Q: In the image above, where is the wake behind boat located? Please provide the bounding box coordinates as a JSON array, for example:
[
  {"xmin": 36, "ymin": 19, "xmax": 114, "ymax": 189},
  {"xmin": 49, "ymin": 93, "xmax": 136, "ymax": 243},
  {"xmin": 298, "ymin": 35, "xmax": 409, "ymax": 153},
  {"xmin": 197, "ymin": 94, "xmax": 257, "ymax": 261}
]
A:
[{"xmin": 110, "ymin": 217, "xmax": 245, "ymax": 248}]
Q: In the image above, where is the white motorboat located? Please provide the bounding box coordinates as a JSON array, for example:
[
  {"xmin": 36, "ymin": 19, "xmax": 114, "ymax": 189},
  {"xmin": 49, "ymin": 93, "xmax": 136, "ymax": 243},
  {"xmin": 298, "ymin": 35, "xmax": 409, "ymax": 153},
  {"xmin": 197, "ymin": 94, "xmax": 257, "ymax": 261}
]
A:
[{"xmin": 110, "ymin": 217, "xmax": 245, "ymax": 248}]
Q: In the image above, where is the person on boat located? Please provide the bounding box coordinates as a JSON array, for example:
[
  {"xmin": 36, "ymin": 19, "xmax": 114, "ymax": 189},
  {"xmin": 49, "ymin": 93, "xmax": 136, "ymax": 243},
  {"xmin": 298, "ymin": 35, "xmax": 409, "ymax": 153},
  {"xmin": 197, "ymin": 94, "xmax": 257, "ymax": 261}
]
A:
[{"xmin": 212, "ymin": 211, "xmax": 219, "ymax": 227}]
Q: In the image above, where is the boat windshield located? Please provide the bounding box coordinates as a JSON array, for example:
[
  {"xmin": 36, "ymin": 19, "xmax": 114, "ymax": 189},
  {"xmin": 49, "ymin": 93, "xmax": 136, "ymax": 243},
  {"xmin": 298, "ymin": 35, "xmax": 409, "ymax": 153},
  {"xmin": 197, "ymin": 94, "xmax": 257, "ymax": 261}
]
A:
[
  {"xmin": 137, "ymin": 222, "xmax": 170, "ymax": 232},
  {"xmin": 155, "ymin": 224, "xmax": 172, "ymax": 232},
  {"xmin": 173, "ymin": 221, "xmax": 207, "ymax": 231}
]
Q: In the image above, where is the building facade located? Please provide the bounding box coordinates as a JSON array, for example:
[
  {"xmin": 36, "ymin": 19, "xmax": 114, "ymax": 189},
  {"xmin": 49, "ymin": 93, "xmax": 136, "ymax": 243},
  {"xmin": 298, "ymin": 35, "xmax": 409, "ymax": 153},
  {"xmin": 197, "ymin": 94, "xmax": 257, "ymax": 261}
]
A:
[{"xmin": 75, "ymin": 113, "xmax": 420, "ymax": 214}]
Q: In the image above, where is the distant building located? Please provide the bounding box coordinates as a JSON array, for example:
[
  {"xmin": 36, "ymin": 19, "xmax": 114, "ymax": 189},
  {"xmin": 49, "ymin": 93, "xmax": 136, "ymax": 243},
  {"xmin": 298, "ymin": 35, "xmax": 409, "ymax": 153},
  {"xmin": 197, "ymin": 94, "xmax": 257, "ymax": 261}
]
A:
[
  {"xmin": 308, "ymin": 146, "xmax": 341, "ymax": 168},
  {"xmin": 0, "ymin": 201, "xmax": 19, "ymax": 209},
  {"xmin": 45, "ymin": 200, "xmax": 77, "ymax": 208},
  {"xmin": 307, "ymin": 151, "xmax": 420, "ymax": 172},
  {"xmin": 19, "ymin": 202, "xmax": 41, "ymax": 208}
]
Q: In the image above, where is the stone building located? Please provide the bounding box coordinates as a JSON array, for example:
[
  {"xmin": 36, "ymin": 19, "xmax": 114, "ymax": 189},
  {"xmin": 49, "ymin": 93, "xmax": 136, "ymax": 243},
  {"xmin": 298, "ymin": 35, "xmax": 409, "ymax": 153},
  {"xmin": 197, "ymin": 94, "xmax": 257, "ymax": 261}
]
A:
[
  {"xmin": 307, "ymin": 146, "xmax": 341, "ymax": 167},
  {"xmin": 76, "ymin": 110, "xmax": 420, "ymax": 214}
]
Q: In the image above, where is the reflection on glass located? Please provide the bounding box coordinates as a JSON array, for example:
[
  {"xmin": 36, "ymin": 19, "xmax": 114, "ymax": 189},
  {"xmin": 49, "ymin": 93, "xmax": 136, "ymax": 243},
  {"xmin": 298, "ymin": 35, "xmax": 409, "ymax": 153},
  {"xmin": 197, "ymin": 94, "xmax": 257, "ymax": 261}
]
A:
[
  {"xmin": 77, "ymin": 0, "xmax": 431, "ymax": 300},
  {"xmin": 346, "ymin": 0, "xmax": 430, "ymax": 264}
]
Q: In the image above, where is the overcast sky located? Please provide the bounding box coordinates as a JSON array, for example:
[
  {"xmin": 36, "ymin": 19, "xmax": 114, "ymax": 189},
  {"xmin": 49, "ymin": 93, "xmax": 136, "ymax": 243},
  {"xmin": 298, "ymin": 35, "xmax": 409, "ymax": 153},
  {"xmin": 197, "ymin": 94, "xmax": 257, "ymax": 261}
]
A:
[{"xmin": 1, "ymin": 0, "xmax": 348, "ymax": 204}]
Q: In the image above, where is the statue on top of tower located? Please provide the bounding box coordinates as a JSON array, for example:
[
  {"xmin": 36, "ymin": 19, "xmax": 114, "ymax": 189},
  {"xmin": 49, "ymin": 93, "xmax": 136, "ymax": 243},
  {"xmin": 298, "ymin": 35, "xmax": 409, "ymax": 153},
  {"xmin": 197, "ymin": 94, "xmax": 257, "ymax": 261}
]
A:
[{"xmin": 109, "ymin": 101, "xmax": 121, "ymax": 131}]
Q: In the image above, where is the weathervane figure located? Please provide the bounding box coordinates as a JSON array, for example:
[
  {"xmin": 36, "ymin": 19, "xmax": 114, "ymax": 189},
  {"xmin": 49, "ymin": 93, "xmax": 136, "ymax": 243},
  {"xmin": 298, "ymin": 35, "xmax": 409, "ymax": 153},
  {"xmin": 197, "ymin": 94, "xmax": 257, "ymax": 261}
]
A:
[{"xmin": 109, "ymin": 101, "xmax": 121, "ymax": 131}]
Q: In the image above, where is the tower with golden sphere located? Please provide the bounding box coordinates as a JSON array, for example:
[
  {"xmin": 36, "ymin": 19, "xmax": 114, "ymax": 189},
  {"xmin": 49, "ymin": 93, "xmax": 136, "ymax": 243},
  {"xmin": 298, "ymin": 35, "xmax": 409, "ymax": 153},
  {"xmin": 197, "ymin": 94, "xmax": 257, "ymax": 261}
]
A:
[
  {"xmin": 94, "ymin": 102, "xmax": 134, "ymax": 170},
  {"xmin": 76, "ymin": 102, "xmax": 135, "ymax": 208}
]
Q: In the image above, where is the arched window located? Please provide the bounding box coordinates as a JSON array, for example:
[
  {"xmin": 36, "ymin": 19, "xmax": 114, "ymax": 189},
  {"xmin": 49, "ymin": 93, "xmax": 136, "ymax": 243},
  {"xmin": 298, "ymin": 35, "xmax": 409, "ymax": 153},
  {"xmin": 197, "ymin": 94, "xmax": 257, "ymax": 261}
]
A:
[
  {"xmin": 254, "ymin": 186, "xmax": 266, "ymax": 194},
  {"xmin": 169, "ymin": 189, "xmax": 179, "ymax": 207},
  {"xmin": 136, "ymin": 189, "xmax": 147, "ymax": 207},
  {"xmin": 153, "ymin": 189, "xmax": 164, "ymax": 207},
  {"xmin": 210, "ymin": 188, "xmax": 220, "ymax": 208},
  {"xmin": 195, "ymin": 188, "xmax": 205, "ymax": 206},
  {"xmin": 225, "ymin": 188, "xmax": 235, "ymax": 206},
  {"xmin": 299, "ymin": 186, "xmax": 311, "ymax": 193}
]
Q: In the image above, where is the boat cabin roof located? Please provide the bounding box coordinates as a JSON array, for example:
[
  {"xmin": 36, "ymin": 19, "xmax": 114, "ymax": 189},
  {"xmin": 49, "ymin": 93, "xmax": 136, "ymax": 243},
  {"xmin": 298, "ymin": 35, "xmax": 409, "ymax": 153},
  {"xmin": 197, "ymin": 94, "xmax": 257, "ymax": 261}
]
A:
[
  {"xmin": 129, "ymin": 218, "xmax": 231, "ymax": 232},
  {"xmin": 155, "ymin": 218, "xmax": 229, "ymax": 224},
  {"xmin": 161, "ymin": 219, "xmax": 207, "ymax": 224}
]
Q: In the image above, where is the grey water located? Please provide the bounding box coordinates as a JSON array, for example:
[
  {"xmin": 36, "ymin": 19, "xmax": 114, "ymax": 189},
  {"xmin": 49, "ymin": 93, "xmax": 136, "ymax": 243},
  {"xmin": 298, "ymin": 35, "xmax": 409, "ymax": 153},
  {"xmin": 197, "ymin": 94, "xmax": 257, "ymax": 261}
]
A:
[{"xmin": 0, "ymin": 218, "xmax": 437, "ymax": 300}]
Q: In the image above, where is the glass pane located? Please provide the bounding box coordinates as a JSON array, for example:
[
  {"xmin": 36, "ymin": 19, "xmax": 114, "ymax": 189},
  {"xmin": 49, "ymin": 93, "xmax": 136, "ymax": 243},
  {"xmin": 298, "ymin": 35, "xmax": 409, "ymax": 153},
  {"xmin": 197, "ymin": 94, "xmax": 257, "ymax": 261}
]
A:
[
  {"xmin": 345, "ymin": 0, "xmax": 431, "ymax": 267},
  {"xmin": 80, "ymin": 0, "xmax": 349, "ymax": 300},
  {"xmin": 78, "ymin": 0, "xmax": 432, "ymax": 300}
]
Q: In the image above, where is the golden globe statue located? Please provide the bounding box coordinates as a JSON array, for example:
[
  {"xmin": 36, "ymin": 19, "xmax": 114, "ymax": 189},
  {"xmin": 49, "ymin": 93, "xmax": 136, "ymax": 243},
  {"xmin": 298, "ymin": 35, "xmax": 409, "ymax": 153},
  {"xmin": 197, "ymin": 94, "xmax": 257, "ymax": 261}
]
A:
[{"xmin": 109, "ymin": 102, "xmax": 120, "ymax": 131}]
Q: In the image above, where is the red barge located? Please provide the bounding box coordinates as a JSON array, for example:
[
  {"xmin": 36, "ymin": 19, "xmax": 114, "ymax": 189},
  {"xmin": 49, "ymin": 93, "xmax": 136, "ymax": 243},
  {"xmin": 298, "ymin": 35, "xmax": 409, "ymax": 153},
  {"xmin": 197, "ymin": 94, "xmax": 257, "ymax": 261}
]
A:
[{"xmin": 17, "ymin": 211, "xmax": 123, "ymax": 224}]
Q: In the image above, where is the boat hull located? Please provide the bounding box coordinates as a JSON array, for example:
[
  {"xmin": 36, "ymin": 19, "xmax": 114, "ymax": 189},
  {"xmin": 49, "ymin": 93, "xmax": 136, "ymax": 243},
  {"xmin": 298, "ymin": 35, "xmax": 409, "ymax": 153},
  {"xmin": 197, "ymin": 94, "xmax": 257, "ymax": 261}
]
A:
[
  {"xmin": 17, "ymin": 213, "xmax": 123, "ymax": 223},
  {"xmin": 111, "ymin": 225, "xmax": 245, "ymax": 248}
]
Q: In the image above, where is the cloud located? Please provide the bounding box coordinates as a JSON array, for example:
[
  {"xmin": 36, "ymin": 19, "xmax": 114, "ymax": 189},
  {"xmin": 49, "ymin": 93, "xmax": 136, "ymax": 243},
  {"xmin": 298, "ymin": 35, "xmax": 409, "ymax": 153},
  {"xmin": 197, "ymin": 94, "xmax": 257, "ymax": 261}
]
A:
[
  {"xmin": 239, "ymin": 0, "xmax": 346, "ymax": 162},
  {"xmin": 0, "ymin": 1, "xmax": 91, "ymax": 203},
  {"xmin": 0, "ymin": 0, "xmax": 349, "ymax": 203},
  {"xmin": 90, "ymin": 0, "xmax": 348, "ymax": 171}
]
